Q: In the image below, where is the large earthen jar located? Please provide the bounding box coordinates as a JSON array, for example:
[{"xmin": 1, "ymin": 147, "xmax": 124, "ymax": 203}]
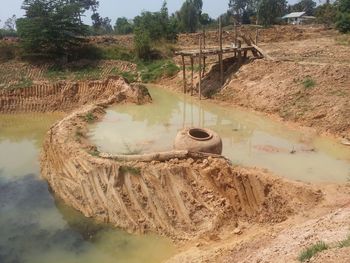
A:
[{"xmin": 174, "ymin": 128, "xmax": 223, "ymax": 155}]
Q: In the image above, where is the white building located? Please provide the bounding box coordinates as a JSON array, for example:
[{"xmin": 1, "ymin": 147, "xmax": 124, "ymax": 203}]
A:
[{"xmin": 282, "ymin": 12, "xmax": 315, "ymax": 25}]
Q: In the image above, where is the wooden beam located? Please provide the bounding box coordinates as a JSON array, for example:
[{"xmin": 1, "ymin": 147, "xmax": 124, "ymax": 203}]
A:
[
  {"xmin": 237, "ymin": 40, "xmax": 242, "ymax": 65},
  {"xmin": 219, "ymin": 17, "xmax": 224, "ymax": 85},
  {"xmin": 190, "ymin": 56, "xmax": 194, "ymax": 96},
  {"xmin": 202, "ymin": 28, "xmax": 206, "ymax": 77},
  {"xmin": 234, "ymin": 21, "xmax": 238, "ymax": 47},
  {"xmin": 181, "ymin": 55, "xmax": 186, "ymax": 94},
  {"xmin": 199, "ymin": 37, "xmax": 202, "ymax": 100},
  {"xmin": 255, "ymin": 20, "xmax": 259, "ymax": 45},
  {"xmin": 251, "ymin": 44, "xmax": 274, "ymax": 60}
]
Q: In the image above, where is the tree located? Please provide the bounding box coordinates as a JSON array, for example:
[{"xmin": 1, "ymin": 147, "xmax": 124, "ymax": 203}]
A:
[
  {"xmin": 315, "ymin": 3, "xmax": 337, "ymax": 27},
  {"xmin": 228, "ymin": 0, "xmax": 258, "ymax": 23},
  {"xmin": 133, "ymin": 1, "xmax": 177, "ymax": 41},
  {"xmin": 336, "ymin": 12, "xmax": 350, "ymax": 32},
  {"xmin": 134, "ymin": 26, "xmax": 151, "ymax": 60},
  {"xmin": 289, "ymin": 0, "xmax": 316, "ymax": 16},
  {"xmin": 0, "ymin": 15, "xmax": 18, "ymax": 39},
  {"xmin": 177, "ymin": 0, "xmax": 203, "ymax": 32},
  {"xmin": 114, "ymin": 17, "xmax": 133, "ymax": 35},
  {"xmin": 91, "ymin": 12, "xmax": 113, "ymax": 35},
  {"xmin": 336, "ymin": 0, "xmax": 350, "ymax": 33},
  {"xmin": 258, "ymin": 0, "xmax": 287, "ymax": 26},
  {"xmin": 338, "ymin": 0, "xmax": 350, "ymax": 13},
  {"xmin": 4, "ymin": 15, "xmax": 17, "ymax": 32},
  {"xmin": 200, "ymin": 13, "xmax": 213, "ymax": 26},
  {"xmin": 16, "ymin": 0, "xmax": 97, "ymax": 59}
]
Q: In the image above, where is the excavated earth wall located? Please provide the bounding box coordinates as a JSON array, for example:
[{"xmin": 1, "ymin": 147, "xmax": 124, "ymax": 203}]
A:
[
  {"xmin": 40, "ymin": 94, "xmax": 321, "ymax": 241},
  {"xmin": 0, "ymin": 76, "xmax": 146, "ymax": 113}
]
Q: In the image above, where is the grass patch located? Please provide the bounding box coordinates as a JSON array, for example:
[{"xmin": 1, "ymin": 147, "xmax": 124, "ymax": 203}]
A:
[
  {"xmin": 119, "ymin": 166, "xmax": 141, "ymax": 176},
  {"xmin": 100, "ymin": 45, "xmax": 134, "ymax": 61},
  {"xmin": 45, "ymin": 65, "xmax": 103, "ymax": 81},
  {"xmin": 336, "ymin": 34, "xmax": 350, "ymax": 46},
  {"xmin": 302, "ymin": 77, "xmax": 316, "ymax": 89},
  {"xmin": 89, "ymin": 149, "xmax": 100, "ymax": 157},
  {"xmin": 338, "ymin": 235, "xmax": 350, "ymax": 248},
  {"xmin": 110, "ymin": 67, "xmax": 138, "ymax": 83},
  {"xmin": 298, "ymin": 241, "xmax": 329, "ymax": 262},
  {"xmin": 186, "ymin": 64, "xmax": 201, "ymax": 72},
  {"xmin": 84, "ymin": 112, "xmax": 96, "ymax": 123},
  {"xmin": 138, "ymin": 59, "xmax": 179, "ymax": 83},
  {"xmin": 8, "ymin": 77, "xmax": 33, "ymax": 90}
]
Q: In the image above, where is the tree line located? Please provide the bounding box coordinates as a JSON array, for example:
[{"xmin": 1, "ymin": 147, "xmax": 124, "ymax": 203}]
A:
[{"xmin": 1, "ymin": 0, "xmax": 349, "ymax": 61}]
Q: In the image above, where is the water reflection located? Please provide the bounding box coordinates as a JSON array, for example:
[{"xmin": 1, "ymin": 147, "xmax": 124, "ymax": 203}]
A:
[
  {"xmin": 0, "ymin": 113, "xmax": 175, "ymax": 263},
  {"xmin": 89, "ymin": 86, "xmax": 350, "ymax": 183}
]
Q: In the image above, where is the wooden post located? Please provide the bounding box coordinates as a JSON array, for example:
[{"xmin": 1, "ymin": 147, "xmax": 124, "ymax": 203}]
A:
[
  {"xmin": 190, "ymin": 56, "xmax": 194, "ymax": 96},
  {"xmin": 237, "ymin": 40, "xmax": 242, "ymax": 65},
  {"xmin": 234, "ymin": 20, "xmax": 238, "ymax": 47},
  {"xmin": 181, "ymin": 55, "xmax": 186, "ymax": 94},
  {"xmin": 202, "ymin": 28, "xmax": 206, "ymax": 77},
  {"xmin": 199, "ymin": 37, "xmax": 202, "ymax": 100},
  {"xmin": 219, "ymin": 17, "xmax": 224, "ymax": 85},
  {"xmin": 255, "ymin": 17, "xmax": 259, "ymax": 45}
]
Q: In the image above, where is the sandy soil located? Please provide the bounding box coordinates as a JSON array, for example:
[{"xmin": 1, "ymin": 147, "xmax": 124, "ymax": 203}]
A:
[
  {"xmin": 0, "ymin": 59, "xmax": 136, "ymax": 88},
  {"xmin": 162, "ymin": 26, "xmax": 350, "ymax": 140},
  {"xmin": 166, "ymin": 183, "xmax": 350, "ymax": 263},
  {"xmin": 215, "ymin": 59, "xmax": 350, "ymax": 138},
  {"xmin": 2, "ymin": 25, "xmax": 350, "ymax": 262}
]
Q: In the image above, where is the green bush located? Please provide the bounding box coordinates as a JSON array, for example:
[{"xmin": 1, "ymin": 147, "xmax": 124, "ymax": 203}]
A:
[
  {"xmin": 139, "ymin": 60, "xmax": 179, "ymax": 82},
  {"xmin": 302, "ymin": 77, "xmax": 316, "ymax": 88},
  {"xmin": 0, "ymin": 42, "xmax": 18, "ymax": 62},
  {"xmin": 336, "ymin": 13, "xmax": 350, "ymax": 33},
  {"xmin": 110, "ymin": 68, "xmax": 138, "ymax": 83},
  {"xmin": 338, "ymin": 235, "xmax": 350, "ymax": 248},
  {"xmin": 134, "ymin": 27, "xmax": 151, "ymax": 60},
  {"xmin": 298, "ymin": 241, "xmax": 329, "ymax": 262}
]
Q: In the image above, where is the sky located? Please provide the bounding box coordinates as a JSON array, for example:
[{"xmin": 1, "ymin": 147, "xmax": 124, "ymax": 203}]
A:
[{"xmin": 0, "ymin": 0, "xmax": 301, "ymax": 27}]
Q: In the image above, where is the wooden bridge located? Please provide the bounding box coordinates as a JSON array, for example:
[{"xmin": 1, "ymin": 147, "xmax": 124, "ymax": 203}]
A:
[{"xmin": 175, "ymin": 20, "xmax": 268, "ymax": 99}]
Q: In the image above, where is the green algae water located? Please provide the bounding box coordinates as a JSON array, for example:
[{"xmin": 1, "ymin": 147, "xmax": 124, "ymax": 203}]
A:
[
  {"xmin": 88, "ymin": 86, "xmax": 350, "ymax": 183},
  {"xmin": 0, "ymin": 113, "xmax": 176, "ymax": 263}
]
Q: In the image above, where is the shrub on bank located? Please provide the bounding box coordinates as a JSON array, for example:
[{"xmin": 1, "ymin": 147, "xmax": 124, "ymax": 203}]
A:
[
  {"xmin": 0, "ymin": 42, "xmax": 18, "ymax": 62},
  {"xmin": 298, "ymin": 241, "xmax": 328, "ymax": 262},
  {"xmin": 336, "ymin": 13, "xmax": 350, "ymax": 33},
  {"xmin": 139, "ymin": 60, "xmax": 179, "ymax": 83}
]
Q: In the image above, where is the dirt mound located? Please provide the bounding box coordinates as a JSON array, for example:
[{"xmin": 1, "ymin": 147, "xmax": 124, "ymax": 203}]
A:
[
  {"xmin": 41, "ymin": 95, "xmax": 322, "ymax": 241},
  {"xmin": 215, "ymin": 59, "xmax": 350, "ymax": 138},
  {"xmin": 87, "ymin": 35, "xmax": 134, "ymax": 48},
  {"xmin": 0, "ymin": 60, "xmax": 136, "ymax": 88},
  {"xmin": 0, "ymin": 76, "xmax": 148, "ymax": 113},
  {"xmin": 177, "ymin": 26, "xmax": 329, "ymax": 48}
]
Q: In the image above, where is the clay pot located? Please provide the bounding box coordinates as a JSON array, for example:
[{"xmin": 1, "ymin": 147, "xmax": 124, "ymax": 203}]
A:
[{"xmin": 174, "ymin": 128, "xmax": 223, "ymax": 155}]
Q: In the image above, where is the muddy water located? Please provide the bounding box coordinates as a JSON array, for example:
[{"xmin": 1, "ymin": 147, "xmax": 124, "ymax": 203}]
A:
[
  {"xmin": 0, "ymin": 113, "xmax": 175, "ymax": 263},
  {"xmin": 89, "ymin": 86, "xmax": 350, "ymax": 183}
]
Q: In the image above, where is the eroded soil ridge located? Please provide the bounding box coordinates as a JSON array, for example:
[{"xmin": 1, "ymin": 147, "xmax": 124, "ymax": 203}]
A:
[
  {"xmin": 40, "ymin": 90, "xmax": 321, "ymax": 241},
  {"xmin": 0, "ymin": 76, "xmax": 146, "ymax": 113}
]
